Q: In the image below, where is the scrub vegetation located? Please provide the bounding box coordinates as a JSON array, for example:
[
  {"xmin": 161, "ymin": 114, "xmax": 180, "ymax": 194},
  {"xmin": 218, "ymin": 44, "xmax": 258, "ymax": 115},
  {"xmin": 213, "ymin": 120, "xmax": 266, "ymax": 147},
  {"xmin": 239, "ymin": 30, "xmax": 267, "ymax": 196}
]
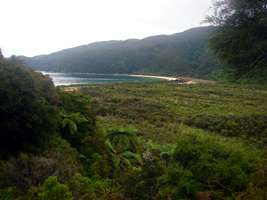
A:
[
  {"xmin": 1, "ymin": 0, "xmax": 267, "ymax": 199},
  {"xmin": 1, "ymin": 55, "xmax": 266, "ymax": 199}
]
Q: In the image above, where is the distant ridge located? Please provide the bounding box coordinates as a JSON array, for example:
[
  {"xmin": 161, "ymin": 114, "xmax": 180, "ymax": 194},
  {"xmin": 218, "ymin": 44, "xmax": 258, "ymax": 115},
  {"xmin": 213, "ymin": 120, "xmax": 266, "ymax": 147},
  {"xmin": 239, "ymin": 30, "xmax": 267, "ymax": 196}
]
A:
[{"xmin": 20, "ymin": 26, "xmax": 221, "ymax": 77}]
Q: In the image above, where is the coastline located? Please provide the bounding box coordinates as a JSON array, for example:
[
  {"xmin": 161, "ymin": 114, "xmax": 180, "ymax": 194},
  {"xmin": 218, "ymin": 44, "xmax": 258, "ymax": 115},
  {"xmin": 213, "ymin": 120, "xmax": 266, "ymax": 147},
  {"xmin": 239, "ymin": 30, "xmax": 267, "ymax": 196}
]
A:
[
  {"xmin": 129, "ymin": 74, "xmax": 177, "ymax": 81},
  {"xmin": 40, "ymin": 71, "xmax": 215, "ymax": 86},
  {"xmin": 40, "ymin": 70, "xmax": 177, "ymax": 81}
]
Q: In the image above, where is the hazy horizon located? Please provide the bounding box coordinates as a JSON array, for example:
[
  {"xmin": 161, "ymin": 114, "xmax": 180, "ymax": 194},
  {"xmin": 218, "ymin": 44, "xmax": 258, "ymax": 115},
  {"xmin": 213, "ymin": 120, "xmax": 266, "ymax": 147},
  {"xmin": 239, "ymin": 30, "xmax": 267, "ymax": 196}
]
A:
[{"xmin": 0, "ymin": 0, "xmax": 213, "ymax": 57}]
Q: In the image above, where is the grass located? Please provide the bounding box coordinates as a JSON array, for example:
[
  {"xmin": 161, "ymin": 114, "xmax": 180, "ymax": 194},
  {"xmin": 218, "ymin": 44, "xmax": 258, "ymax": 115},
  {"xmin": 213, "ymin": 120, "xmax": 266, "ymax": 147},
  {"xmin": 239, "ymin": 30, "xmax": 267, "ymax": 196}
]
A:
[{"xmin": 78, "ymin": 81, "xmax": 267, "ymax": 144}]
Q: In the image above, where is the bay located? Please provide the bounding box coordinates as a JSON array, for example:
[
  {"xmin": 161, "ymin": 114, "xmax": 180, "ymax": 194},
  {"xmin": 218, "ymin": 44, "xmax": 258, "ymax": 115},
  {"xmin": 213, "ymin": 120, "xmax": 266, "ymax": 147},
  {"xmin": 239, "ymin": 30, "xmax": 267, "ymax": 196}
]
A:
[{"xmin": 40, "ymin": 71, "xmax": 160, "ymax": 86}]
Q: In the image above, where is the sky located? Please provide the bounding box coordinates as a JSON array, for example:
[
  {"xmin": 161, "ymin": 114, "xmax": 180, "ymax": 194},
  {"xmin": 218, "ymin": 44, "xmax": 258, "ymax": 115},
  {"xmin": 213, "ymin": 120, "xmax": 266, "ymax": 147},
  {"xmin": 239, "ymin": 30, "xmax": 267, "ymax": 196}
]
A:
[{"xmin": 0, "ymin": 0, "xmax": 213, "ymax": 57}]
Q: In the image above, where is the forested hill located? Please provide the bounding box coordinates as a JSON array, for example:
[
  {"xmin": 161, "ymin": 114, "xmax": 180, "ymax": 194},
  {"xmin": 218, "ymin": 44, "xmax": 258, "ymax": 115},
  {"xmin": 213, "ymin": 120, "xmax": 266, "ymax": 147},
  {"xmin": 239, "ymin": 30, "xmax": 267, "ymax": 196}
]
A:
[{"xmin": 20, "ymin": 26, "xmax": 221, "ymax": 77}]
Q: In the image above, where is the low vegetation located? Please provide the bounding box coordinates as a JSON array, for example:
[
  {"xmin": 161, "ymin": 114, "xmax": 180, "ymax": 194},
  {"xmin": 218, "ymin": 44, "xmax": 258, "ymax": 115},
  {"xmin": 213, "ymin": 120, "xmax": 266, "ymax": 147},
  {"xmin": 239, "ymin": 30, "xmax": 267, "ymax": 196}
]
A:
[
  {"xmin": 0, "ymin": 59, "xmax": 266, "ymax": 199},
  {"xmin": 0, "ymin": 42, "xmax": 267, "ymax": 200},
  {"xmin": 81, "ymin": 82, "xmax": 267, "ymax": 145},
  {"xmin": 1, "ymin": 1, "xmax": 266, "ymax": 198}
]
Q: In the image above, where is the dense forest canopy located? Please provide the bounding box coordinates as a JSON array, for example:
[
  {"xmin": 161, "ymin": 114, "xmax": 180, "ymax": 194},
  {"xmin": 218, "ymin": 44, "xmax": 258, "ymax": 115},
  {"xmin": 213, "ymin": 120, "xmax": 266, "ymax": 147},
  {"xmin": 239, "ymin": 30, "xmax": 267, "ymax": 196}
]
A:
[
  {"xmin": 20, "ymin": 27, "xmax": 221, "ymax": 78},
  {"xmin": 207, "ymin": 0, "xmax": 267, "ymax": 79}
]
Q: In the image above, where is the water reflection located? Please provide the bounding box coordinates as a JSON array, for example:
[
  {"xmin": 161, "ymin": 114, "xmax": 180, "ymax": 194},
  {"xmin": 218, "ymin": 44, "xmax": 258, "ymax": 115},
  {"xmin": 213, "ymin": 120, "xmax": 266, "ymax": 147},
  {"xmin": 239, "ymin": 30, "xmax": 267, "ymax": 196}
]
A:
[{"xmin": 39, "ymin": 72, "xmax": 156, "ymax": 86}]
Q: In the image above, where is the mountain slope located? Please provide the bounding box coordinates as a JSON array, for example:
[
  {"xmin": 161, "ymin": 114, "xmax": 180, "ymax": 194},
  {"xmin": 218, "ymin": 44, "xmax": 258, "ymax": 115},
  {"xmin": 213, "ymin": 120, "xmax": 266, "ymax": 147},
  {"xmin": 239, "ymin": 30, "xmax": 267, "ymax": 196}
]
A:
[{"xmin": 21, "ymin": 26, "xmax": 221, "ymax": 77}]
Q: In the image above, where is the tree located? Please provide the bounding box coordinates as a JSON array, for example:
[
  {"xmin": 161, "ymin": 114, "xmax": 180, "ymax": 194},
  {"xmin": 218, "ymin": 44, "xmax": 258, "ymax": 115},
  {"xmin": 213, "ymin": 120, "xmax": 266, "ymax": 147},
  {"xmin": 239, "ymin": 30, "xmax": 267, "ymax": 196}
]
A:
[
  {"xmin": 0, "ymin": 58, "xmax": 59, "ymax": 157},
  {"xmin": 106, "ymin": 127, "xmax": 138, "ymax": 153},
  {"xmin": 207, "ymin": 0, "xmax": 267, "ymax": 78},
  {"xmin": 61, "ymin": 112, "xmax": 88, "ymax": 149},
  {"xmin": 59, "ymin": 92, "xmax": 96, "ymax": 150},
  {"xmin": 105, "ymin": 128, "xmax": 141, "ymax": 192},
  {"xmin": 105, "ymin": 139, "xmax": 141, "ymax": 193}
]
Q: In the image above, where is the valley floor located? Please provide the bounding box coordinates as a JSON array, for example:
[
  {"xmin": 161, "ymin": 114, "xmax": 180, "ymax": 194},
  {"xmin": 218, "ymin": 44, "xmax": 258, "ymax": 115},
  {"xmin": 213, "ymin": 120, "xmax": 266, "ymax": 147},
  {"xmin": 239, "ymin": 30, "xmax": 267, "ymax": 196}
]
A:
[
  {"xmin": 56, "ymin": 81, "xmax": 267, "ymax": 199},
  {"xmin": 74, "ymin": 81, "xmax": 267, "ymax": 145}
]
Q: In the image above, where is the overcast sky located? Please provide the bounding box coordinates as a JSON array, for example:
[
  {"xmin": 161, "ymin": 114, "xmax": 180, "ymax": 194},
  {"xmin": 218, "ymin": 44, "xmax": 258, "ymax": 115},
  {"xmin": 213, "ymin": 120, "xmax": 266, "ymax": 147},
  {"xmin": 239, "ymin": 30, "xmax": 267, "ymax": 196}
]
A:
[{"xmin": 0, "ymin": 0, "xmax": 213, "ymax": 57}]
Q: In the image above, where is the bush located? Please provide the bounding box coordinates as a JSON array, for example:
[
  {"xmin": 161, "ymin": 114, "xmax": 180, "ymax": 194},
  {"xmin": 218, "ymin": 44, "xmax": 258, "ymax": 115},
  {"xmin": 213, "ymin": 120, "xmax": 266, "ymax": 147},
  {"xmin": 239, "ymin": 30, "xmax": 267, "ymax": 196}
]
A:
[
  {"xmin": 59, "ymin": 92, "xmax": 96, "ymax": 130},
  {"xmin": 68, "ymin": 173, "xmax": 110, "ymax": 200},
  {"xmin": 0, "ymin": 137, "xmax": 81, "ymax": 192},
  {"xmin": 59, "ymin": 92, "xmax": 96, "ymax": 149},
  {"xmin": 123, "ymin": 157, "xmax": 165, "ymax": 200},
  {"xmin": 35, "ymin": 176, "xmax": 73, "ymax": 200},
  {"xmin": 0, "ymin": 59, "xmax": 60, "ymax": 157},
  {"xmin": 157, "ymin": 164, "xmax": 200, "ymax": 200},
  {"xmin": 0, "ymin": 153, "xmax": 56, "ymax": 191},
  {"xmin": 170, "ymin": 131, "xmax": 262, "ymax": 198},
  {"xmin": 0, "ymin": 187, "xmax": 18, "ymax": 200}
]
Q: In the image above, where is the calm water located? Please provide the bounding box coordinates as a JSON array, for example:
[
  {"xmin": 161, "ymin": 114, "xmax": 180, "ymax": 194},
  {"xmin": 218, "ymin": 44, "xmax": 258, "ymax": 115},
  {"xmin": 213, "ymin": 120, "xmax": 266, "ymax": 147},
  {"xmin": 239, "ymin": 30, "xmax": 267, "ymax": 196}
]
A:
[{"xmin": 40, "ymin": 72, "xmax": 158, "ymax": 86}]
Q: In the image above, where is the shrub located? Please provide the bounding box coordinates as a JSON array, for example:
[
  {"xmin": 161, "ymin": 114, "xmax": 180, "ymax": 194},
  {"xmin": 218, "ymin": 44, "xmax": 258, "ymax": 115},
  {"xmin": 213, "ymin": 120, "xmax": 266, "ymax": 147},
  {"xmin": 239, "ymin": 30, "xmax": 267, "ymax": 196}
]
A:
[
  {"xmin": 171, "ymin": 131, "xmax": 262, "ymax": 198},
  {"xmin": 0, "ymin": 59, "xmax": 60, "ymax": 157},
  {"xmin": 68, "ymin": 173, "xmax": 110, "ymax": 200},
  {"xmin": 0, "ymin": 154, "xmax": 56, "ymax": 191},
  {"xmin": 0, "ymin": 187, "xmax": 18, "ymax": 200},
  {"xmin": 157, "ymin": 164, "xmax": 200, "ymax": 200},
  {"xmin": 0, "ymin": 137, "xmax": 81, "ymax": 192},
  {"xmin": 59, "ymin": 92, "xmax": 96, "ymax": 149},
  {"xmin": 36, "ymin": 176, "xmax": 73, "ymax": 200},
  {"xmin": 59, "ymin": 92, "xmax": 96, "ymax": 132}
]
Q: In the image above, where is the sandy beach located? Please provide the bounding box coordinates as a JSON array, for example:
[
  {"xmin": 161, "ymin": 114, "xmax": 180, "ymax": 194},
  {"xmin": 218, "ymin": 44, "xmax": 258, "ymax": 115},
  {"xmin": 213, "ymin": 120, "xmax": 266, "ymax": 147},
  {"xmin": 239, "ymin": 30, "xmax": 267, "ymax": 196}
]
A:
[{"xmin": 129, "ymin": 74, "xmax": 177, "ymax": 81}]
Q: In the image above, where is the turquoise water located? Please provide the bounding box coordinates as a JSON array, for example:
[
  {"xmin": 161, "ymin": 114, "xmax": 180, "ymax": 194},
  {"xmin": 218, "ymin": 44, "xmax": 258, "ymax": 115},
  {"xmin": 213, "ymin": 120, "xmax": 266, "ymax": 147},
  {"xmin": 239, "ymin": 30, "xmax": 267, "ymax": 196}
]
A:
[{"xmin": 40, "ymin": 72, "xmax": 158, "ymax": 86}]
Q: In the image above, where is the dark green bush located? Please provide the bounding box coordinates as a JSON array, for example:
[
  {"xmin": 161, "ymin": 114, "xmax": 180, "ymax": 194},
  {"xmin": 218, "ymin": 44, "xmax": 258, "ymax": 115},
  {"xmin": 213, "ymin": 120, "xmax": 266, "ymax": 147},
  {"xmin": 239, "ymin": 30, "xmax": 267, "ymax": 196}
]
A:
[
  {"xmin": 59, "ymin": 92, "xmax": 96, "ymax": 149},
  {"xmin": 68, "ymin": 173, "xmax": 110, "ymax": 200},
  {"xmin": 0, "ymin": 59, "xmax": 60, "ymax": 157},
  {"xmin": 30, "ymin": 176, "xmax": 73, "ymax": 200},
  {"xmin": 169, "ymin": 132, "xmax": 262, "ymax": 198}
]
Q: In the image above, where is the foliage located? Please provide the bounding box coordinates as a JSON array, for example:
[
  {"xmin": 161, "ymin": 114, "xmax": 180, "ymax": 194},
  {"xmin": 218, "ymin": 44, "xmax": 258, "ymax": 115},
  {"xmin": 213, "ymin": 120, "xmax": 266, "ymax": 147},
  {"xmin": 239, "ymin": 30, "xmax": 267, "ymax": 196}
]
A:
[
  {"xmin": 237, "ymin": 164, "xmax": 267, "ymax": 200},
  {"xmin": 157, "ymin": 163, "xmax": 200, "ymax": 199},
  {"xmin": 207, "ymin": 0, "xmax": 267, "ymax": 79},
  {"xmin": 0, "ymin": 187, "xmax": 17, "ymax": 200},
  {"xmin": 61, "ymin": 112, "xmax": 89, "ymax": 149},
  {"xmin": 0, "ymin": 57, "xmax": 266, "ymax": 199},
  {"xmin": 33, "ymin": 176, "xmax": 73, "ymax": 200},
  {"xmin": 185, "ymin": 114, "xmax": 267, "ymax": 144},
  {"xmin": 123, "ymin": 156, "xmax": 165, "ymax": 200},
  {"xmin": 83, "ymin": 82, "xmax": 267, "ymax": 143},
  {"xmin": 171, "ymin": 132, "xmax": 261, "ymax": 198},
  {"xmin": 106, "ymin": 127, "xmax": 139, "ymax": 153},
  {"xmin": 0, "ymin": 137, "xmax": 81, "ymax": 193},
  {"xmin": 59, "ymin": 92, "xmax": 96, "ymax": 149},
  {"xmin": 0, "ymin": 58, "xmax": 60, "ymax": 157},
  {"xmin": 80, "ymin": 82, "xmax": 267, "ymax": 199},
  {"xmin": 68, "ymin": 173, "xmax": 110, "ymax": 200},
  {"xmin": 0, "ymin": 153, "xmax": 57, "ymax": 191}
]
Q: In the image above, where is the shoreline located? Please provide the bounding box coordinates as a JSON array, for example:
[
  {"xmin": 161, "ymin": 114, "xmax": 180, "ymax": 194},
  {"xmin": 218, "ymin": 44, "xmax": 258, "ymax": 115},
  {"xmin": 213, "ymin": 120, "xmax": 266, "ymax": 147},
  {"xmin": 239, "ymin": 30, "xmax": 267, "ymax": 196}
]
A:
[
  {"xmin": 129, "ymin": 74, "xmax": 177, "ymax": 81},
  {"xmin": 40, "ymin": 71, "xmax": 215, "ymax": 86},
  {"xmin": 40, "ymin": 70, "xmax": 177, "ymax": 81}
]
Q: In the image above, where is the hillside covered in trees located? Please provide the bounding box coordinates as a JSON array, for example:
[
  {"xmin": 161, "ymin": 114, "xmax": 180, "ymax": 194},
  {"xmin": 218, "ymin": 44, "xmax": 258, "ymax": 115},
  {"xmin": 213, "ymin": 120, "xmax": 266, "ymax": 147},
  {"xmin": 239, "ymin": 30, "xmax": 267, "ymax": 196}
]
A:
[{"xmin": 20, "ymin": 26, "xmax": 221, "ymax": 77}]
